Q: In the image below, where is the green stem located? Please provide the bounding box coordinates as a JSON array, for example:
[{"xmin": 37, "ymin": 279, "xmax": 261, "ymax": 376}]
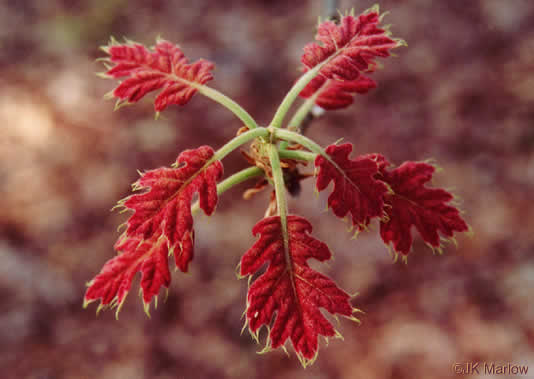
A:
[
  {"xmin": 287, "ymin": 97, "xmax": 316, "ymax": 131},
  {"xmin": 267, "ymin": 143, "xmax": 297, "ymax": 308},
  {"xmin": 211, "ymin": 128, "xmax": 269, "ymax": 162},
  {"xmin": 197, "ymin": 85, "xmax": 259, "ymax": 130},
  {"xmin": 278, "ymin": 149, "xmax": 316, "ymax": 162},
  {"xmin": 270, "ymin": 65, "xmax": 321, "ymax": 129},
  {"xmin": 268, "ymin": 144, "xmax": 288, "ymax": 220},
  {"xmin": 218, "ymin": 166, "xmax": 263, "ymax": 193},
  {"xmin": 191, "ymin": 166, "xmax": 264, "ymax": 213},
  {"xmin": 272, "ymin": 128, "xmax": 326, "ymax": 157},
  {"xmin": 267, "ymin": 143, "xmax": 290, "ymax": 259}
]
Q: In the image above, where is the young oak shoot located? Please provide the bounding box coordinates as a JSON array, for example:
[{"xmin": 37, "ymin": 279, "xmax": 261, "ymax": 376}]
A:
[{"xmin": 85, "ymin": 5, "xmax": 468, "ymax": 365}]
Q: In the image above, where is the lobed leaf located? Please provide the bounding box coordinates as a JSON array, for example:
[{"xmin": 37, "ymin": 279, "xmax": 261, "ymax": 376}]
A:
[
  {"xmin": 84, "ymin": 146, "xmax": 223, "ymax": 315},
  {"xmin": 315, "ymin": 143, "xmax": 389, "ymax": 230},
  {"xmin": 102, "ymin": 39, "xmax": 214, "ymax": 111},
  {"xmin": 240, "ymin": 215, "xmax": 356, "ymax": 366},
  {"xmin": 375, "ymin": 156, "xmax": 469, "ymax": 255},
  {"xmin": 299, "ymin": 8, "xmax": 401, "ymax": 110}
]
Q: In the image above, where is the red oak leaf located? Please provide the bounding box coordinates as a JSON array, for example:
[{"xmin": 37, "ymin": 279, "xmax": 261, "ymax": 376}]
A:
[
  {"xmin": 315, "ymin": 143, "xmax": 389, "ymax": 230},
  {"xmin": 376, "ymin": 157, "xmax": 469, "ymax": 255},
  {"xmin": 240, "ymin": 215, "xmax": 356, "ymax": 366},
  {"xmin": 299, "ymin": 8, "xmax": 401, "ymax": 109},
  {"xmin": 299, "ymin": 74, "xmax": 376, "ymax": 110},
  {"xmin": 84, "ymin": 146, "xmax": 223, "ymax": 315},
  {"xmin": 102, "ymin": 38, "xmax": 214, "ymax": 111},
  {"xmin": 301, "ymin": 8, "xmax": 400, "ymax": 80}
]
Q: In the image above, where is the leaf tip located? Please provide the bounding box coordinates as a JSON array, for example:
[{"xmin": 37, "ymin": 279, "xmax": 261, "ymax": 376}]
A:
[
  {"xmin": 96, "ymin": 302, "xmax": 107, "ymax": 316},
  {"xmin": 113, "ymin": 99, "xmax": 131, "ymax": 111},
  {"xmin": 395, "ymin": 38, "xmax": 408, "ymax": 48},
  {"xmin": 257, "ymin": 343, "xmax": 273, "ymax": 356},
  {"xmin": 96, "ymin": 71, "xmax": 112, "ymax": 79},
  {"xmin": 378, "ymin": 10, "xmax": 390, "ymax": 22},
  {"xmin": 103, "ymin": 89, "xmax": 116, "ymax": 101},
  {"xmin": 296, "ymin": 350, "xmax": 319, "ymax": 369},
  {"xmin": 240, "ymin": 317, "xmax": 249, "ymax": 336},
  {"xmin": 114, "ymin": 303, "xmax": 124, "ymax": 320},
  {"xmin": 465, "ymin": 224, "xmax": 475, "ymax": 238},
  {"xmin": 143, "ymin": 299, "xmax": 152, "ymax": 319},
  {"xmin": 82, "ymin": 296, "xmax": 92, "ymax": 309},
  {"xmin": 345, "ymin": 314, "xmax": 362, "ymax": 325},
  {"xmin": 100, "ymin": 37, "xmax": 116, "ymax": 54},
  {"xmin": 235, "ymin": 262, "xmax": 246, "ymax": 280}
]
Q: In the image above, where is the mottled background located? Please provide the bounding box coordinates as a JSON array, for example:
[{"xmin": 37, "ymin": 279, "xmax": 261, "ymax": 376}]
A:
[{"xmin": 1, "ymin": 0, "xmax": 533, "ymax": 378}]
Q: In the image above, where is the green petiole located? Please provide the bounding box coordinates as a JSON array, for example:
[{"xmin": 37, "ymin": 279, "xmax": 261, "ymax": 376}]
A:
[
  {"xmin": 197, "ymin": 85, "xmax": 259, "ymax": 130},
  {"xmin": 269, "ymin": 65, "xmax": 321, "ymax": 129},
  {"xmin": 212, "ymin": 128, "xmax": 269, "ymax": 162},
  {"xmin": 278, "ymin": 149, "xmax": 316, "ymax": 162}
]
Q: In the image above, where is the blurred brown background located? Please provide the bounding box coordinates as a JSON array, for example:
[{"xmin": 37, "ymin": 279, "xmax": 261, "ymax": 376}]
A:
[{"xmin": 1, "ymin": 0, "xmax": 533, "ymax": 378}]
